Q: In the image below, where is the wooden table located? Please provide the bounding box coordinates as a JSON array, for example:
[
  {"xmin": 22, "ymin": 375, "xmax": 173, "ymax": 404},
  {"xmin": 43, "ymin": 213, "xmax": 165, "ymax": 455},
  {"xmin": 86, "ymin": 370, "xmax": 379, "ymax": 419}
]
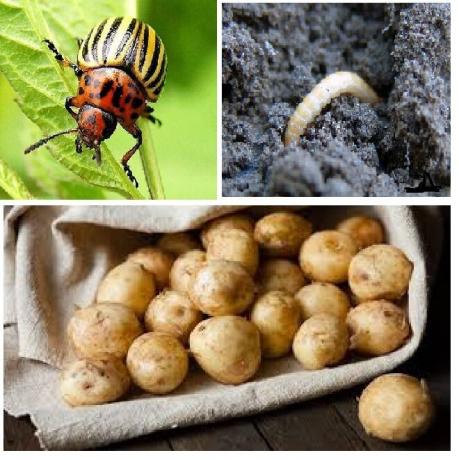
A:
[{"xmin": 4, "ymin": 209, "xmax": 451, "ymax": 451}]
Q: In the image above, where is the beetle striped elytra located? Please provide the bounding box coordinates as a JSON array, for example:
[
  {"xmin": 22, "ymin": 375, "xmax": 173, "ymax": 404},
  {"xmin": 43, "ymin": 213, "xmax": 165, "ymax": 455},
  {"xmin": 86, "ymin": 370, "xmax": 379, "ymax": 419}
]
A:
[
  {"xmin": 24, "ymin": 17, "xmax": 168, "ymax": 187},
  {"xmin": 284, "ymin": 71, "xmax": 380, "ymax": 147}
]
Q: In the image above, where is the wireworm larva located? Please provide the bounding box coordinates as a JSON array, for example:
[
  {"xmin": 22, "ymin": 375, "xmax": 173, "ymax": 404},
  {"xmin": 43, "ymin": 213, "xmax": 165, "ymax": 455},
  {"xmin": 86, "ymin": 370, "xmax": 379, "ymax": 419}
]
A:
[{"xmin": 284, "ymin": 71, "xmax": 381, "ymax": 146}]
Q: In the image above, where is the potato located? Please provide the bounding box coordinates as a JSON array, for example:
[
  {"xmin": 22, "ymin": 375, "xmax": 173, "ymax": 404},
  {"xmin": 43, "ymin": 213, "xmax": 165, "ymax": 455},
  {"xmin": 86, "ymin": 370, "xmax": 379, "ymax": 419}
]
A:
[
  {"xmin": 206, "ymin": 228, "xmax": 259, "ymax": 276},
  {"xmin": 190, "ymin": 316, "xmax": 261, "ymax": 384},
  {"xmin": 348, "ymin": 244, "xmax": 413, "ymax": 301},
  {"xmin": 60, "ymin": 358, "xmax": 131, "ymax": 406},
  {"xmin": 295, "ymin": 282, "xmax": 351, "ymax": 320},
  {"xmin": 201, "ymin": 213, "xmax": 255, "ymax": 249},
  {"xmin": 292, "ymin": 313, "xmax": 349, "ymax": 370},
  {"xmin": 127, "ymin": 246, "xmax": 174, "ymax": 289},
  {"xmin": 96, "ymin": 261, "xmax": 156, "ymax": 317},
  {"xmin": 336, "ymin": 216, "xmax": 384, "ymax": 249},
  {"xmin": 144, "ymin": 290, "xmax": 203, "ymax": 343},
  {"xmin": 358, "ymin": 374, "xmax": 434, "ymax": 442},
  {"xmin": 347, "ymin": 300, "xmax": 410, "ymax": 355},
  {"xmin": 126, "ymin": 332, "xmax": 189, "ymax": 394},
  {"xmin": 257, "ymin": 258, "xmax": 305, "ymax": 295},
  {"xmin": 67, "ymin": 303, "xmax": 142, "ymax": 359},
  {"xmin": 169, "ymin": 249, "xmax": 207, "ymax": 295},
  {"xmin": 299, "ymin": 230, "xmax": 358, "ymax": 283},
  {"xmin": 254, "ymin": 212, "xmax": 313, "ymax": 258},
  {"xmin": 250, "ymin": 291, "xmax": 301, "ymax": 358},
  {"xmin": 190, "ymin": 260, "xmax": 255, "ymax": 316},
  {"xmin": 157, "ymin": 232, "xmax": 201, "ymax": 257}
]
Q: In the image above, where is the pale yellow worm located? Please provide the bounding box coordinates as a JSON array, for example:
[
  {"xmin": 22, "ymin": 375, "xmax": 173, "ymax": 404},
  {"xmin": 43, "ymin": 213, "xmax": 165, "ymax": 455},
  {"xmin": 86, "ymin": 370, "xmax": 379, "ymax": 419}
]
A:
[{"xmin": 284, "ymin": 71, "xmax": 381, "ymax": 146}]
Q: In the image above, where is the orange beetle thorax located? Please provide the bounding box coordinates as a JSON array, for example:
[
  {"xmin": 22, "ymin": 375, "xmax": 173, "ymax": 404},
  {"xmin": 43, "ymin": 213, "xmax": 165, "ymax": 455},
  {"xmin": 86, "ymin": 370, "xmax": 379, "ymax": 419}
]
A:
[
  {"xmin": 74, "ymin": 67, "xmax": 147, "ymax": 126},
  {"xmin": 77, "ymin": 105, "xmax": 116, "ymax": 148}
]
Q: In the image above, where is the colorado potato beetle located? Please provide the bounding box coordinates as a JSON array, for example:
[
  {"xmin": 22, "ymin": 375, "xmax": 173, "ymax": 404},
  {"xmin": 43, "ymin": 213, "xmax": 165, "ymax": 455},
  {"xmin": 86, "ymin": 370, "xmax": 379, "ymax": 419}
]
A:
[{"xmin": 25, "ymin": 17, "xmax": 168, "ymax": 187}]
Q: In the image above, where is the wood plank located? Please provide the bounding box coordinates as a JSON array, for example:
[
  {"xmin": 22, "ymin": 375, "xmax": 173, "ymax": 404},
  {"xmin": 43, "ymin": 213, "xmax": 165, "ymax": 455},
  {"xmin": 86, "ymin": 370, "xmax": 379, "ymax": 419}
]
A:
[
  {"xmin": 3, "ymin": 412, "xmax": 41, "ymax": 451},
  {"xmin": 255, "ymin": 392, "xmax": 369, "ymax": 451},
  {"xmin": 169, "ymin": 418, "xmax": 270, "ymax": 451},
  {"xmin": 98, "ymin": 432, "xmax": 171, "ymax": 451}
]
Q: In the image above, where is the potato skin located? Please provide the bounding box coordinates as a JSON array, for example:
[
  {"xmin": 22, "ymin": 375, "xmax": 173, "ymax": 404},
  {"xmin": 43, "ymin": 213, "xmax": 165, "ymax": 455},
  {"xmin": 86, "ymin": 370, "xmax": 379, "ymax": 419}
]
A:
[
  {"xmin": 96, "ymin": 261, "xmax": 156, "ymax": 317},
  {"xmin": 201, "ymin": 213, "xmax": 255, "ymax": 249},
  {"xmin": 299, "ymin": 230, "xmax": 358, "ymax": 283},
  {"xmin": 359, "ymin": 374, "xmax": 434, "ymax": 442},
  {"xmin": 126, "ymin": 332, "xmax": 189, "ymax": 394},
  {"xmin": 144, "ymin": 290, "xmax": 203, "ymax": 343},
  {"xmin": 254, "ymin": 212, "xmax": 313, "ymax": 258},
  {"xmin": 336, "ymin": 216, "xmax": 384, "ymax": 249},
  {"xmin": 250, "ymin": 291, "xmax": 301, "ymax": 358},
  {"xmin": 207, "ymin": 228, "xmax": 259, "ymax": 276},
  {"xmin": 60, "ymin": 358, "xmax": 131, "ymax": 406},
  {"xmin": 348, "ymin": 244, "xmax": 413, "ymax": 301},
  {"xmin": 127, "ymin": 246, "xmax": 174, "ymax": 289},
  {"xmin": 295, "ymin": 283, "xmax": 350, "ymax": 320},
  {"xmin": 190, "ymin": 316, "xmax": 261, "ymax": 384},
  {"xmin": 67, "ymin": 303, "xmax": 142, "ymax": 359},
  {"xmin": 157, "ymin": 232, "xmax": 201, "ymax": 257},
  {"xmin": 190, "ymin": 260, "xmax": 255, "ymax": 316},
  {"xmin": 293, "ymin": 313, "xmax": 349, "ymax": 370},
  {"xmin": 169, "ymin": 250, "xmax": 207, "ymax": 295},
  {"xmin": 257, "ymin": 258, "xmax": 305, "ymax": 295},
  {"xmin": 347, "ymin": 300, "xmax": 410, "ymax": 355}
]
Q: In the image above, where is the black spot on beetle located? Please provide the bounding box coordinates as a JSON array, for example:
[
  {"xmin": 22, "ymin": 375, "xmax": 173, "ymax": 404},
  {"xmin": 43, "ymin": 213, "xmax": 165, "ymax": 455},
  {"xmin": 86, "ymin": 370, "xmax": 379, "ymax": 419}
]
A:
[
  {"xmin": 89, "ymin": 92, "xmax": 95, "ymax": 98},
  {"xmin": 125, "ymin": 95, "xmax": 132, "ymax": 104},
  {"xmin": 131, "ymin": 97, "xmax": 143, "ymax": 109},
  {"xmin": 78, "ymin": 87, "xmax": 84, "ymax": 95},
  {"xmin": 112, "ymin": 85, "xmax": 123, "ymax": 108},
  {"xmin": 102, "ymin": 125, "xmax": 112, "ymax": 139},
  {"xmin": 84, "ymin": 74, "xmax": 91, "ymax": 86},
  {"xmin": 131, "ymin": 113, "xmax": 139, "ymax": 120},
  {"xmin": 120, "ymin": 107, "xmax": 125, "ymax": 113},
  {"xmin": 100, "ymin": 80, "xmax": 114, "ymax": 98},
  {"xmin": 87, "ymin": 114, "xmax": 96, "ymax": 125}
]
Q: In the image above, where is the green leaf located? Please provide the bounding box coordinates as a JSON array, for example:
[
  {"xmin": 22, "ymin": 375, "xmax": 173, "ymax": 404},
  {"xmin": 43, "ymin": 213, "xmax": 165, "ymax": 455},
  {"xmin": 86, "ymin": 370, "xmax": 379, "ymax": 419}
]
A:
[
  {"xmin": 0, "ymin": 157, "xmax": 34, "ymax": 199},
  {"xmin": 0, "ymin": 0, "xmax": 144, "ymax": 199}
]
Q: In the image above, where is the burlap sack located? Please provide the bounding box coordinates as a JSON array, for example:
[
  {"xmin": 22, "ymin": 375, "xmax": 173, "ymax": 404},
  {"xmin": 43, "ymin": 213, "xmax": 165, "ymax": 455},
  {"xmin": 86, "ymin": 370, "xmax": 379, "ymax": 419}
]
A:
[{"xmin": 3, "ymin": 206, "xmax": 440, "ymax": 450}]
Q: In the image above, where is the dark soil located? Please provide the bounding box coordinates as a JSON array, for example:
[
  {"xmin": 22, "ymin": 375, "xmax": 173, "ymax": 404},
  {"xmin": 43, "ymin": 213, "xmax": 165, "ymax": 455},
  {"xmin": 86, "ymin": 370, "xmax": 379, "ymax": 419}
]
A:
[{"xmin": 222, "ymin": 3, "xmax": 450, "ymax": 196}]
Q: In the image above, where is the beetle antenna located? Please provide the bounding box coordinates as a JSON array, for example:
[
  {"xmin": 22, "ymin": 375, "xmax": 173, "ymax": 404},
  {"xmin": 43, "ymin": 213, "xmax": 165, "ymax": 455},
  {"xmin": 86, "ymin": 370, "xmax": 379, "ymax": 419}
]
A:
[{"xmin": 24, "ymin": 128, "xmax": 79, "ymax": 154}]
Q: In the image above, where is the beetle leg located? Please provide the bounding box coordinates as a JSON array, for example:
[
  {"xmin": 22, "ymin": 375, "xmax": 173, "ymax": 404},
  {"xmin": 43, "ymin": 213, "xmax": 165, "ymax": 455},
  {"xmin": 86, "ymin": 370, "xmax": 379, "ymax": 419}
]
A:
[
  {"xmin": 75, "ymin": 136, "xmax": 82, "ymax": 154},
  {"xmin": 76, "ymin": 37, "xmax": 83, "ymax": 48},
  {"xmin": 93, "ymin": 144, "xmax": 101, "ymax": 165},
  {"xmin": 142, "ymin": 106, "xmax": 162, "ymax": 126},
  {"xmin": 43, "ymin": 39, "xmax": 82, "ymax": 77},
  {"xmin": 120, "ymin": 124, "xmax": 142, "ymax": 188},
  {"xmin": 65, "ymin": 97, "xmax": 78, "ymax": 121}
]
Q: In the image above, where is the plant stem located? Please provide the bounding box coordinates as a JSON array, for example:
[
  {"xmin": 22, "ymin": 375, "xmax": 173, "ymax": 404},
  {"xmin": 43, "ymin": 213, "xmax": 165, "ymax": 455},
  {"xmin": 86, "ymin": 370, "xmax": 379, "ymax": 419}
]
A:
[{"xmin": 139, "ymin": 119, "xmax": 165, "ymax": 199}]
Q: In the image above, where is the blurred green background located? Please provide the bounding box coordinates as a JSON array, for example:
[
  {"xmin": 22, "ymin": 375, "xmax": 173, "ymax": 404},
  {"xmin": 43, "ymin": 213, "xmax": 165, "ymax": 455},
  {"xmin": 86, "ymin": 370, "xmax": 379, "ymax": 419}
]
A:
[{"xmin": 0, "ymin": 0, "xmax": 217, "ymax": 199}]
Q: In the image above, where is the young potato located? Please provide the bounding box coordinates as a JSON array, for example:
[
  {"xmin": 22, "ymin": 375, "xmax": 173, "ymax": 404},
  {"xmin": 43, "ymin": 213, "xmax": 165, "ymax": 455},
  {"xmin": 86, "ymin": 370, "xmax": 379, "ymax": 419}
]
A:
[
  {"xmin": 359, "ymin": 374, "xmax": 434, "ymax": 442},
  {"xmin": 60, "ymin": 358, "xmax": 131, "ymax": 406},
  {"xmin": 96, "ymin": 261, "xmax": 156, "ymax": 317},
  {"xmin": 206, "ymin": 228, "xmax": 259, "ymax": 276},
  {"xmin": 336, "ymin": 216, "xmax": 384, "ymax": 249},
  {"xmin": 256, "ymin": 258, "xmax": 305, "ymax": 295},
  {"xmin": 347, "ymin": 300, "xmax": 410, "ymax": 355},
  {"xmin": 292, "ymin": 313, "xmax": 349, "ymax": 370},
  {"xmin": 127, "ymin": 246, "xmax": 174, "ymax": 289},
  {"xmin": 348, "ymin": 244, "xmax": 413, "ymax": 301},
  {"xmin": 201, "ymin": 213, "xmax": 255, "ymax": 249},
  {"xmin": 295, "ymin": 282, "xmax": 351, "ymax": 320},
  {"xmin": 144, "ymin": 290, "xmax": 203, "ymax": 344},
  {"xmin": 190, "ymin": 260, "xmax": 255, "ymax": 316},
  {"xmin": 299, "ymin": 230, "xmax": 358, "ymax": 283},
  {"xmin": 254, "ymin": 212, "xmax": 313, "ymax": 258},
  {"xmin": 67, "ymin": 303, "xmax": 143, "ymax": 359},
  {"xmin": 250, "ymin": 291, "xmax": 301, "ymax": 358},
  {"xmin": 126, "ymin": 332, "xmax": 189, "ymax": 394},
  {"xmin": 157, "ymin": 232, "xmax": 201, "ymax": 257},
  {"xmin": 190, "ymin": 316, "xmax": 261, "ymax": 384},
  {"xmin": 170, "ymin": 250, "xmax": 207, "ymax": 295}
]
